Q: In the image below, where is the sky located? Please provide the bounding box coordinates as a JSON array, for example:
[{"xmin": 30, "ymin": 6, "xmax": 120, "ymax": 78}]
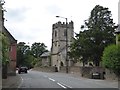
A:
[{"xmin": 4, "ymin": 0, "xmax": 119, "ymax": 50}]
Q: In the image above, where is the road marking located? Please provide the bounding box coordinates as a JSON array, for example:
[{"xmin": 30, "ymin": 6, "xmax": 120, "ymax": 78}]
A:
[
  {"xmin": 49, "ymin": 78, "xmax": 55, "ymax": 82},
  {"xmin": 57, "ymin": 82, "xmax": 67, "ymax": 89},
  {"xmin": 18, "ymin": 76, "xmax": 23, "ymax": 88},
  {"xmin": 59, "ymin": 82, "xmax": 72, "ymax": 88}
]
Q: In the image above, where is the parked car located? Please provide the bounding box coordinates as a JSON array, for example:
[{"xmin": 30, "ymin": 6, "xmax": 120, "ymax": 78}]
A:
[{"xmin": 18, "ymin": 66, "xmax": 28, "ymax": 74}]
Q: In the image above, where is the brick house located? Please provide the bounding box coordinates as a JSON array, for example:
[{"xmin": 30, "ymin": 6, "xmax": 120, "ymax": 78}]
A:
[
  {"xmin": 3, "ymin": 27, "xmax": 17, "ymax": 76},
  {"xmin": 1, "ymin": 1, "xmax": 17, "ymax": 76}
]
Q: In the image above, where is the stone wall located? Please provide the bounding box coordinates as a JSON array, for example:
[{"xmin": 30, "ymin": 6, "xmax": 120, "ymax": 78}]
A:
[
  {"xmin": 33, "ymin": 66, "xmax": 55, "ymax": 72},
  {"xmin": 105, "ymin": 69, "xmax": 118, "ymax": 81},
  {"xmin": 51, "ymin": 21, "xmax": 74, "ymax": 68},
  {"xmin": 33, "ymin": 66, "xmax": 118, "ymax": 80}
]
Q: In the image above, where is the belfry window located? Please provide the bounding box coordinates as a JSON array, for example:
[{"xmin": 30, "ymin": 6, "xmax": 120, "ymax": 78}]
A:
[
  {"xmin": 55, "ymin": 31, "xmax": 57, "ymax": 37},
  {"xmin": 64, "ymin": 29, "xmax": 66, "ymax": 36}
]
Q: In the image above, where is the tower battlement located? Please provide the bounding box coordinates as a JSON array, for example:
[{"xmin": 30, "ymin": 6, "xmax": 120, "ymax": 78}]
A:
[{"xmin": 52, "ymin": 21, "xmax": 74, "ymax": 29}]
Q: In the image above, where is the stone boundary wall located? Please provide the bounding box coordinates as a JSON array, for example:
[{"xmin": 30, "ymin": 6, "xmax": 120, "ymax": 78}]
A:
[
  {"xmin": 105, "ymin": 69, "xmax": 118, "ymax": 80},
  {"xmin": 33, "ymin": 66, "xmax": 55, "ymax": 72},
  {"xmin": 33, "ymin": 66, "xmax": 118, "ymax": 80}
]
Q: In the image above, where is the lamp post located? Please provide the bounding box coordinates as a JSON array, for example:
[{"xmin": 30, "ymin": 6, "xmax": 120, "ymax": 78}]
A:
[{"xmin": 56, "ymin": 16, "xmax": 69, "ymax": 73}]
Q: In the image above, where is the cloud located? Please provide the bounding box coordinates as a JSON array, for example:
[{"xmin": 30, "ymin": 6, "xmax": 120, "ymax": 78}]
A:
[
  {"xmin": 46, "ymin": 5, "xmax": 62, "ymax": 15},
  {"xmin": 5, "ymin": 7, "xmax": 29, "ymax": 23},
  {"xmin": 4, "ymin": 0, "xmax": 119, "ymax": 50}
]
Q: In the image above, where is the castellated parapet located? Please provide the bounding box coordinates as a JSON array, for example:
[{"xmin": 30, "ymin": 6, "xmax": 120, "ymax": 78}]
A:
[{"xmin": 52, "ymin": 21, "xmax": 74, "ymax": 29}]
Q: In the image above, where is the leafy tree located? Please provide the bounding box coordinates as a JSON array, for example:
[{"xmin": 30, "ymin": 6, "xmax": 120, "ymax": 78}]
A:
[
  {"xmin": 31, "ymin": 42, "xmax": 48, "ymax": 58},
  {"xmin": 102, "ymin": 44, "xmax": 120, "ymax": 77},
  {"xmin": 0, "ymin": 32, "xmax": 9, "ymax": 79},
  {"xmin": 69, "ymin": 31, "xmax": 93, "ymax": 66},
  {"xmin": 17, "ymin": 42, "xmax": 25, "ymax": 67},
  {"xmin": 0, "ymin": 32, "xmax": 9, "ymax": 65},
  {"xmin": 17, "ymin": 42, "xmax": 32, "ymax": 67},
  {"xmin": 17, "ymin": 42, "xmax": 48, "ymax": 67},
  {"xmin": 69, "ymin": 5, "xmax": 117, "ymax": 66}
]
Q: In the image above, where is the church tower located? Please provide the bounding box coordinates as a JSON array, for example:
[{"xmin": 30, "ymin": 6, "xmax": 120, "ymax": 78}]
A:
[{"xmin": 51, "ymin": 21, "xmax": 74, "ymax": 71}]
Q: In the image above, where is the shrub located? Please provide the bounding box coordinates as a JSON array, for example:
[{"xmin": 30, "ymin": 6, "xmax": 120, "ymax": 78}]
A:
[{"xmin": 102, "ymin": 44, "xmax": 120, "ymax": 76}]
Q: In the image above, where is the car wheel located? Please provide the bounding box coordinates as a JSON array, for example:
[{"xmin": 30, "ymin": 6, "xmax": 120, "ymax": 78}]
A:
[{"xmin": 18, "ymin": 71, "xmax": 21, "ymax": 74}]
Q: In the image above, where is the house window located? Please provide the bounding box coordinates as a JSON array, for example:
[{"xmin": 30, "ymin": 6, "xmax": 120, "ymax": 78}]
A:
[{"xmin": 10, "ymin": 46, "xmax": 12, "ymax": 52}]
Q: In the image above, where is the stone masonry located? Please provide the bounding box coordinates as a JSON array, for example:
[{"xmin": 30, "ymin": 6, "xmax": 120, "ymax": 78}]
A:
[{"xmin": 51, "ymin": 21, "xmax": 74, "ymax": 71}]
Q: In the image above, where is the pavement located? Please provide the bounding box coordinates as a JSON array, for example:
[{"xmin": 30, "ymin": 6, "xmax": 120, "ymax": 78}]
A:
[{"xmin": 2, "ymin": 74, "xmax": 21, "ymax": 89}]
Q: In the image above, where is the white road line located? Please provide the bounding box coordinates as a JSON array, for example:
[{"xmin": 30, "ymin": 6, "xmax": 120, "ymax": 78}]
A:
[
  {"xmin": 18, "ymin": 76, "xmax": 23, "ymax": 88},
  {"xmin": 57, "ymin": 82, "xmax": 67, "ymax": 89},
  {"xmin": 60, "ymin": 82, "xmax": 72, "ymax": 88},
  {"xmin": 48, "ymin": 78, "xmax": 55, "ymax": 82}
]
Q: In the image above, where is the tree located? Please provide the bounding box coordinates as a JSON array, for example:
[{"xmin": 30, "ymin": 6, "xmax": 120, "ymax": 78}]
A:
[
  {"xmin": 0, "ymin": 32, "xmax": 9, "ymax": 79},
  {"xmin": 17, "ymin": 42, "xmax": 32, "ymax": 67},
  {"xmin": 0, "ymin": 32, "xmax": 9, "ymax": 65},
  {"xmin": 17, "ymin": 42, "xmax": 48, "ymax": 67},
  {"xmin": 102, "ymin": 44, "xmax": 120, "ymax": 77},
  {"xmin": 69, "ymin": 31, "xmax": 93, "ymax": 66},
  {"xmin": 69, "ymin": 5, "xmax": 117, "ymax": 66},
  {"xmin": 31, "ymin": 42, "xmax": 48, "ymax": 58}
]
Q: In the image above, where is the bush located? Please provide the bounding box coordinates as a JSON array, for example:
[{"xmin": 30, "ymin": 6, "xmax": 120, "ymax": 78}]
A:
[{"xmin": 102, "ymin": 44, "xmax": 120, "ymax": 76}]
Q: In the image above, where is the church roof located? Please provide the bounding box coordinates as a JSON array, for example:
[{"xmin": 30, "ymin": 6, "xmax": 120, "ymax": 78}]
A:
[
  {"xmin": 41, "ymin": 52, "xmax": 50, "ymax": 57},
  {"xmin": 115, "ymin": 24, "xmax": 120, "ymax": 34}
]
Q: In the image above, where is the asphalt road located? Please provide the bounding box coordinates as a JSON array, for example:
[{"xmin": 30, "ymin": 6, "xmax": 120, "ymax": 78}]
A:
[{"xmin": 18, "ymin": 70, "xmax": 118, "ymax": 89}]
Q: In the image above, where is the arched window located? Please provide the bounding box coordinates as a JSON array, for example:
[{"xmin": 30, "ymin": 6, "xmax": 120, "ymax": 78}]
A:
[{"xmin": 60, "ymin": 61, "xmax": 64, "ymax": 66}]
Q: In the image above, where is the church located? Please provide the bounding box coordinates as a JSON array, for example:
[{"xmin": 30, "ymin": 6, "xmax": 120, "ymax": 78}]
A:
[{"xmin": 51, "ymin": 21, "xmax": 74, "ymax": 71}]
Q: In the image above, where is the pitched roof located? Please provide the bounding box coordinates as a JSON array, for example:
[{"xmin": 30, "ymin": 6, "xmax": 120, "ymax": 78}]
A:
[
  {"xmin": 115, "ymin": 24, "xmax": 120, "ymax": 34},
  {"xmin": 2, "ymin": 26, "xmax": 17, "ymax": 43},
  {"xmin": 41, "ymin": 52, "xmax": 50, "ymax": 57}
]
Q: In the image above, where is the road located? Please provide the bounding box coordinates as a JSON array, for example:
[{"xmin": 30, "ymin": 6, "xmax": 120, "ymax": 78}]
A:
[{"xmin": 18, "ymin": 70, "xmax": 118, "ymax": 89}]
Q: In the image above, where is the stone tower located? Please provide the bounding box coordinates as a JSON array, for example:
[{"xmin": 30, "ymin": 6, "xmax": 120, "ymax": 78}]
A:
[{"xmin": 51, "ymin": 21, "xmax": 74, "ymax": 71}]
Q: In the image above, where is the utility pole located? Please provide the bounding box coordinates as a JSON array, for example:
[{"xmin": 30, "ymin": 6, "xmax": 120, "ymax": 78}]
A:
[{"xmin": 65, "ymin": 17, "xmax": 68, "ymax": 73}]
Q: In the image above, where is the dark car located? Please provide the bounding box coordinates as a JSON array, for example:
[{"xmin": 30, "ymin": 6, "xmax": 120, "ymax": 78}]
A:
[{"xmin": 18, "ymin": 66, "xmax": 28, "ymax": 74}]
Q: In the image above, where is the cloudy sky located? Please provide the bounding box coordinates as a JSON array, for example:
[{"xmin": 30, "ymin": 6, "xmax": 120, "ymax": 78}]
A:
[{"xmin": 4, "ymin": 0, "xmax": 119, "ymax": 50}]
